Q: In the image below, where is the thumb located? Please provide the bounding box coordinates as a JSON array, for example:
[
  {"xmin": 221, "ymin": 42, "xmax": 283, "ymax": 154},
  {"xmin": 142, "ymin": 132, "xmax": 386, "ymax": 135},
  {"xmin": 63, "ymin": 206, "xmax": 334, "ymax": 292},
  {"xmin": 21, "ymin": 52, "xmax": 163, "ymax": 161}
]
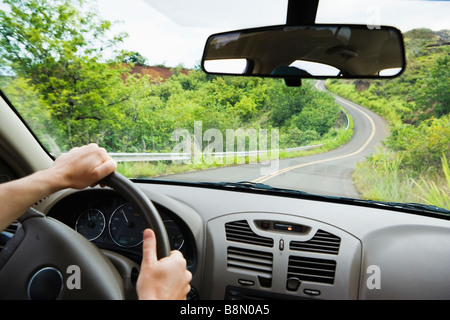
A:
[{"xmin": 141, "ymin": 228, "xmax": 158, "ymax": 265}]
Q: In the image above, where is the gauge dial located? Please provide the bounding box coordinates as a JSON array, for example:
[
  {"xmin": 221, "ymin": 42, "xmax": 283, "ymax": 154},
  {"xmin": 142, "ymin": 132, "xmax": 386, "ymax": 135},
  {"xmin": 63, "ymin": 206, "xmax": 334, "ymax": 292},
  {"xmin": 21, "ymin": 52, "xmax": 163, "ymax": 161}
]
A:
[
  {"xmin": 109, "ymin": 203, "xmax": 146, "ymax": 248},
  {"xmin": 75, "ymin": 209, "xmax": 106, "ymax": 241},
  {"xmin": 164, "ymin": 220, "xmax": 184, "ymax": 250}
]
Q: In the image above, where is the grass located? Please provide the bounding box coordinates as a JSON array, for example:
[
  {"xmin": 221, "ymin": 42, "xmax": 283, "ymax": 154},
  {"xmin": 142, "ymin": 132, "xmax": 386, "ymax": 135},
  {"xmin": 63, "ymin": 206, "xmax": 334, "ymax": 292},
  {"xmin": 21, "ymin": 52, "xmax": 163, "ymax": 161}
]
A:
[
  {"xmin": 353, "ymin": 151, "xmax": 416, "ymax": 203},
  {"xmin": 353, "ymin": 151, "xmax": 450, "ymax": 209},
  {"xmin": 411, "ymin": 155, "xmax": 450, "ymax": 209},
  {"xmin": 117, "ymin": 158, "xmax": 232, "ymax": 179}
]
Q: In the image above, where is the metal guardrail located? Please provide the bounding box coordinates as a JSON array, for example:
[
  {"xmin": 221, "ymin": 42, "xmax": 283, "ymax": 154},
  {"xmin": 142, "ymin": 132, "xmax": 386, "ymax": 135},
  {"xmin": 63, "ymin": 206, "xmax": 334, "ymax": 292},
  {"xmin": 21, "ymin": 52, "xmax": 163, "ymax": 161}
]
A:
[
  {"xmin": 109, "ymin": 152, "xmax": 191, "ymax": 162},
  {"xmin": 109, "ymin": 143, "xmax": 325, "ymax": 162}
]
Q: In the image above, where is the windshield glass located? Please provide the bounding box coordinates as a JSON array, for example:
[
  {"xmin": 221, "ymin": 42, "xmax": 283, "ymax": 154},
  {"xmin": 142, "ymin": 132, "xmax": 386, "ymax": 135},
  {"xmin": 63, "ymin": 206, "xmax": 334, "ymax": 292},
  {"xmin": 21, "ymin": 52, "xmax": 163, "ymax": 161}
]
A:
[{"xmin": 0, "ymin": 0, "xmax": 448, "ymax": 210}]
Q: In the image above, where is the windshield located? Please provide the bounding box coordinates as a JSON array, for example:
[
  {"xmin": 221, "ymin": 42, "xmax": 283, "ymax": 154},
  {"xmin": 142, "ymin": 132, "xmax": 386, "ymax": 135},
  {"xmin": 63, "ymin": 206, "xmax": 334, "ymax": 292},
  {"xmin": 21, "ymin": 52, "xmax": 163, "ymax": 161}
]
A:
[{"xmin": 0, "ymin": 0, "xmax": 448, "ymax": 210}]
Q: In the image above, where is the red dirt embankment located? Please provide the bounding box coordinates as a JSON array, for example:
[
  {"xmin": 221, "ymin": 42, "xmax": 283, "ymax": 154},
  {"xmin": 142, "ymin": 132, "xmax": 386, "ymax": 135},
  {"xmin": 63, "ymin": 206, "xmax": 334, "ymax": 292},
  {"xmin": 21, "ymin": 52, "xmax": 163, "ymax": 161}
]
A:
[{"xmin": 128, "ymin": 65, "xmax": 190, "ymax": 82}]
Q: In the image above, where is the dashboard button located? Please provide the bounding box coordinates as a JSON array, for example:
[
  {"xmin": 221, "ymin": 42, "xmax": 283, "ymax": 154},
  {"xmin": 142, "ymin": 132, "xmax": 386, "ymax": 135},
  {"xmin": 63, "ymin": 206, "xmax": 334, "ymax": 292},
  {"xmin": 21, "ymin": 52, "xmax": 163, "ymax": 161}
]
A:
[
  {"xmin": 304, "ymin": 289, "xmax": 321, "ymax": 296},
  {"xmin": 279, "ymin": 239, "xmax": 284, "ymax": 251},
  {"xmin": 238, "ymin": 279, "xmax": 255, "ymax": 286},
  {"xmin": 286, "ymin": 277, "xmax": 300, "ymax": 291}
]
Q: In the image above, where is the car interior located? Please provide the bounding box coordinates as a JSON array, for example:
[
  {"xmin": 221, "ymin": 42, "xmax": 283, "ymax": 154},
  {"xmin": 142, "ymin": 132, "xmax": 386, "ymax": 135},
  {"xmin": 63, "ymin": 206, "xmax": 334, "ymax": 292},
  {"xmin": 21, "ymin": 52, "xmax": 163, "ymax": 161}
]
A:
[{"xmin": 0, "ymin": 0, "xmax": 449, "ymax": 301}]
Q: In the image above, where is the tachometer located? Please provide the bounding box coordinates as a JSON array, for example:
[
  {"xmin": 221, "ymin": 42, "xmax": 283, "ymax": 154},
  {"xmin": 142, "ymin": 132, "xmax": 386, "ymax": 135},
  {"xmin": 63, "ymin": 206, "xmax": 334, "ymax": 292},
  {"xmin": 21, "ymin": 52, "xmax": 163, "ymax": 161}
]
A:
[
  {"xmin": 75, "ymin": 209, "xmax": 106, "ymax": 241},
  {"xmin": 164, "ymin": 219, "xmax": 184, "ymax": 250},
  {"xmin": 109, "ymin": 203, "xmax": 146, "ymax": 248}
]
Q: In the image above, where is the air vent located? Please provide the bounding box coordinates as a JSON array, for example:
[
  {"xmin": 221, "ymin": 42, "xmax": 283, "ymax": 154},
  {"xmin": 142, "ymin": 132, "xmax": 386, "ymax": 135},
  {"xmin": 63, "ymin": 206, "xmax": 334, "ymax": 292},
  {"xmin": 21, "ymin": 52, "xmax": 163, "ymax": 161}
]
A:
[
  {"xmin": 288, "ymin": 256, "xmax": 336, "ymax": 285},
  {"xmin": 290, "ymin": 229, "xmax": 341, "ymax": 254},
  {"xmin": 225, "ymin": 220, "xmax": 273, "ymax": 247},
  {"xmin": 4, "ymin": 221, "xmax": 19, "ymax": 234},
  {"xmin": 227, "ymin": 246, "xmax": 273, "ymax": 279}
]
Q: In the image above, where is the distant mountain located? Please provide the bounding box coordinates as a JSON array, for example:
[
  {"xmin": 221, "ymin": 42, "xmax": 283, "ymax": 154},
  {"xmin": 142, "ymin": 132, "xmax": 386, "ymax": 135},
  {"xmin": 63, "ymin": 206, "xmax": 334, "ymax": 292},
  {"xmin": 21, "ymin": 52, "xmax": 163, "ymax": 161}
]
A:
[
  {"xmin": 403, "ymin": 28, "xmax": 450, "ymax": 57},
  {"xmin": 403, "ymin": 28, "xmax": 450, "ymax": 42}
]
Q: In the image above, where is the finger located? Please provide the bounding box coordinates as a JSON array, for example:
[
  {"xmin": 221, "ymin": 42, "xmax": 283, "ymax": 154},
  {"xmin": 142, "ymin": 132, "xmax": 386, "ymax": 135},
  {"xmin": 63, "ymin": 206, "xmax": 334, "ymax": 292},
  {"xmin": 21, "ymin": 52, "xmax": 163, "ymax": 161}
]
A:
[
  {"xmin": 168, "ymin": 250, "xmax": 187, "ymax": 267},
  {"xmin": 82, "ymin": 145, "xmax": 109, "ymax": 164},
  {"xmin": 169, "ymin": 249, "xmax": 183, "ymax": 257},
  {"xmin": 183, "ymin": 272, "xmax": 193, "ymax": 297},
  {"xmin": 186, "ymin": 270, "xmax": 193, "ymax": 282},
  {"xmin": 98, "ymin": 147, "xmax": 109, "ymax": 160},
  {"xmin": 86, "ymin": 143, "xmax": 99, "ymax": 150},
  {"xmin": 99, "ymin": 146, "xmax": 107, "ymax": 154},
  {"xmin": 92, "ymin": 158, "xmax": 117, "ymax": 180},
  {"xmin": 184, "ymin": 283, "xmax": 192, "ymax": 297},
  {"xmin": 89, "ymin": 183, "xmax": 107, "ymax": 188},
  {"xmin": 141, "ymin": 228, "xmax": 158, "ymax": 265}
]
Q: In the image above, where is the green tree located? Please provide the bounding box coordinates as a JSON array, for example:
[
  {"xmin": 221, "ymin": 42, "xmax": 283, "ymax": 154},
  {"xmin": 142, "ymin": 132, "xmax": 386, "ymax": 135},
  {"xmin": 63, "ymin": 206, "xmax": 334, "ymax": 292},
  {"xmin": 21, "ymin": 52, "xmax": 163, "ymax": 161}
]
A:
[
  {"xmin": 267, "ymin": 80, "xmax": 322, "ymax": 127},
  {"xmin": 414, "ymin": 50, "xmax": 450, "ymax": 118},
  {"xmin": 120, "ymin": 51, "xmax": 148, "ymax": 66},
  {"xmin": 385, "ymin": 115, "xmax": 450, "ymax": 172},
  {"xmin": 0, "ymin": 0, "xmax": 344, "ymax": 155},
  {"xmin": 0, "ymin": 0, "xmax": 133, "ymax": 149}
]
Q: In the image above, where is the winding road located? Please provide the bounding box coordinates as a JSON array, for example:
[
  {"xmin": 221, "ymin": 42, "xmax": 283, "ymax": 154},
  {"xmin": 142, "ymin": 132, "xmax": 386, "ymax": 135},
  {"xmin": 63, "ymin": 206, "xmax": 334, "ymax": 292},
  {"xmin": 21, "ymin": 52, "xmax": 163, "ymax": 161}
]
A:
[{"xmin": 155, "ymin": 80, "xmax": 389, "ymax": 199}]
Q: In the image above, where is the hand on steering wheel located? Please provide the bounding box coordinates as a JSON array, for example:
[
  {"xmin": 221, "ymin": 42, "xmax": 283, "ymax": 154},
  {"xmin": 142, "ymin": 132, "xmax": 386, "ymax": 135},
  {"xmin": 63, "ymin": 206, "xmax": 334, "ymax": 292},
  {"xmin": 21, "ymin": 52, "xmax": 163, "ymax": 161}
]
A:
[{"xmin": 0, "ymin": 172, "xmax": 171, "ymax": 299}]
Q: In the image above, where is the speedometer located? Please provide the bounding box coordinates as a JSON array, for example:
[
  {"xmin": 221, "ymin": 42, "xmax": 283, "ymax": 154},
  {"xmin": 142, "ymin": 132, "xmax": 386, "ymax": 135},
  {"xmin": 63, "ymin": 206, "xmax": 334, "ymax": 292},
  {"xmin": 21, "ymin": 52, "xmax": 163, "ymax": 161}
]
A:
[
  {"xmin": 109, "ymin": 203, "xmax": 146, "ymax": 248},
  {"xmin": 75, "ymin": 209, "xmax": 106, "ymax": 241}
]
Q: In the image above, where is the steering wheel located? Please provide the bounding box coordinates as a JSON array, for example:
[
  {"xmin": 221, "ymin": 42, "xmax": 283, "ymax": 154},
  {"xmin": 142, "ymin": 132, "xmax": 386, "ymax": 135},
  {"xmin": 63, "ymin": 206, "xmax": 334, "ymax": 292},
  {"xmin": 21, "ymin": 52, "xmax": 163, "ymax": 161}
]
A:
[{"xmin": 0, "ymin": 172, "xmax": 170, "ymax": 300}]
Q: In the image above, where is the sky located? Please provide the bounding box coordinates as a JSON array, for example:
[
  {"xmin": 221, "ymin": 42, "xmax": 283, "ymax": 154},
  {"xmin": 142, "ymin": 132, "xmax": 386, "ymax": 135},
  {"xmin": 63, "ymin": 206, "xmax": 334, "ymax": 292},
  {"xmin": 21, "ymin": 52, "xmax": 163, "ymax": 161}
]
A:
[{"xmin": 96, "ymin": 0, "xmax": 450, "ymax": 68}]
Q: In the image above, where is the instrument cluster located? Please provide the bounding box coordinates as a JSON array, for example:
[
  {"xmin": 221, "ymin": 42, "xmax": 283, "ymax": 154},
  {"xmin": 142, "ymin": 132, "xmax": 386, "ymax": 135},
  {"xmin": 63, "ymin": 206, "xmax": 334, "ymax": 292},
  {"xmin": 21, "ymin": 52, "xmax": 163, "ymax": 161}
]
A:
[{"xmin": 47, "ymin": 189, "xmax": 194, "ymax": 269}]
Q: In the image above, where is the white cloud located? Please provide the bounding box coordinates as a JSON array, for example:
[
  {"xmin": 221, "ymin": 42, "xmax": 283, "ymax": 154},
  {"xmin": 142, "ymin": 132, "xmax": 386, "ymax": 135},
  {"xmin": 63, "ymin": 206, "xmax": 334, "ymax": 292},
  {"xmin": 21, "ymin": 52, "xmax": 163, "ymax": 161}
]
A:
[
  {"xmin": 96, "ymin": 0, "xmax": 450, "ymax": 68},
  {"xmin": 316, "ymin": 0, "xmax": 450, "ymax": 32}
]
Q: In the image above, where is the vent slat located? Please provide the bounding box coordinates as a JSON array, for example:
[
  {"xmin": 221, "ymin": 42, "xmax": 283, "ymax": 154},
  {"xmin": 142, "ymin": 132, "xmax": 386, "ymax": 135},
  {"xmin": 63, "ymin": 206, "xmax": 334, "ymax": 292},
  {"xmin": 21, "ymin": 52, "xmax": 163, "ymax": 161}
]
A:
[
  {"xmin": 228, "ymin": 247, "xmax": 272, "ymax": 259},
  {"xmin": 288, "ymin": 256, "xmax": 336, "ymax": 284},
  {"xmin": 227, "ymin": 247, "xmax": 273, "ymax": 278},
  {"xmin": 225, "ymin": 220, "xmax": 273, "ymax": 247},
  {"xmin": 290, "ymin": 229, "xmax": 341, "ymax": 254},
  {"xmin": 228, "ymin": 260, "xmax": 273, "ymax": 272},
  {"xmin": 228, "ymin": 255, "xmax": 273, "ymax": 268}
]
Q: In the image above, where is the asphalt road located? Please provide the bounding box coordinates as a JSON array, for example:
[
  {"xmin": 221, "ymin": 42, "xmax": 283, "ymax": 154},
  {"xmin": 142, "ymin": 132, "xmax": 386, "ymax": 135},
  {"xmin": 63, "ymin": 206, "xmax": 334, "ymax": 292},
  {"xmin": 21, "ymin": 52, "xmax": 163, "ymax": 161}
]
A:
[{"xmin": 155, "ymin": 80, "xmax": 389, "ymax": 199}]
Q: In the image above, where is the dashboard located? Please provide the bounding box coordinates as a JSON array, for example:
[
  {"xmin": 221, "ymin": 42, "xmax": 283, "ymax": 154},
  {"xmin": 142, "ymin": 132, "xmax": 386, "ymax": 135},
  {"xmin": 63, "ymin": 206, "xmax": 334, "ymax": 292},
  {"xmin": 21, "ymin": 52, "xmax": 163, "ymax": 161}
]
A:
[{"xmin": 38, "ymin": 180, "xmax": 450, "ymax": 300}]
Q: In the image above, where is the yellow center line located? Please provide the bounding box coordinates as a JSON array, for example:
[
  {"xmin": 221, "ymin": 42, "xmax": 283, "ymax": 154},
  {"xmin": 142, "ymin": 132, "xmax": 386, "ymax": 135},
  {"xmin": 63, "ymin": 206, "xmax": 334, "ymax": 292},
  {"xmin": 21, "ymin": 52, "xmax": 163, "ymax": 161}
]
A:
[{"xmin": 252, "ymin": 95, "xmax": 376, "ymax": 184}]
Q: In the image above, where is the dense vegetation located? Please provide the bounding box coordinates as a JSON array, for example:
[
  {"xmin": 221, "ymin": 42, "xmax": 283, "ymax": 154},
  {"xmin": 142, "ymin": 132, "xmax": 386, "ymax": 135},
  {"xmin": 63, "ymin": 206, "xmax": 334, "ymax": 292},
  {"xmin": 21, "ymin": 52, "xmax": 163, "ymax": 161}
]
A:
[
  {"xmin": 327, "ymin": 29, "xmax": 450, "ymax": 209},
  {"xmin": 0, "ymin": 0, "xmax": 344, "ymax": 158}
]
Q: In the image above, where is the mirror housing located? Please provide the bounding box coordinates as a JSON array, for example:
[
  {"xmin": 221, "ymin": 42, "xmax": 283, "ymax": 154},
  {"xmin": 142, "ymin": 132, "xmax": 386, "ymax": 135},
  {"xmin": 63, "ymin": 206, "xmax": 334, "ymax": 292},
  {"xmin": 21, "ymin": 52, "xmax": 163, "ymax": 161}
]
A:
[{"xmin": 201, "ymin": 24, "xmax": 405, "ymax": 80}]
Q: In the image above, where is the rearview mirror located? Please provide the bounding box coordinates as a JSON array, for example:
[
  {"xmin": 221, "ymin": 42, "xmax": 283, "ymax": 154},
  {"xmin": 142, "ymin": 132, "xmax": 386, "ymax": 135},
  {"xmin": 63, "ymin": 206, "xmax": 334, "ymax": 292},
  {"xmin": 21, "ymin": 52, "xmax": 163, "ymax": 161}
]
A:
[{"xmin": 201, "ymin": 25, "xmax": 405, "ymax": 79}]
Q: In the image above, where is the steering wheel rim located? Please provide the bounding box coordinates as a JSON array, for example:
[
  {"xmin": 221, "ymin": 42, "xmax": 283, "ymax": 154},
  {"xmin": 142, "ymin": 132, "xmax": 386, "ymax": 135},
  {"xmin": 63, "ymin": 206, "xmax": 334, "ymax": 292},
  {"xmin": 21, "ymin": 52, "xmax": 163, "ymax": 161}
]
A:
[{"xmin": 0, "ymin": 171, "xmax": 170, "ymax": 299}]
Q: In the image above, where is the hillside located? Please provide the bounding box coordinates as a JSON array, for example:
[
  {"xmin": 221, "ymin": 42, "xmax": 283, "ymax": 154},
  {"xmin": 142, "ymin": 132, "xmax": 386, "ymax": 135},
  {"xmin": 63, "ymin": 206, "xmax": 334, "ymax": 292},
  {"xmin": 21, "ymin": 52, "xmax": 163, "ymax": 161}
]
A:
[
  {"xmin": 128, "ymin": 65, "xmax": 190, "ymax": 82},
  {"xmin": 326, "ymin": 28, "xmax": 450, "ymax": 209}
]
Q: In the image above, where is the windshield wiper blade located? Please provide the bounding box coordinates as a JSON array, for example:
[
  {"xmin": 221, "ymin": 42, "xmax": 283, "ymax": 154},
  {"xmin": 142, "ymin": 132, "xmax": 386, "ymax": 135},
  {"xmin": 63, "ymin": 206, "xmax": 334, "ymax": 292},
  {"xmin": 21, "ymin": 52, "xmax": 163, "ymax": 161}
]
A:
[
  {"xmin": 217, "ymin": 181, "xmax": 283, "ymax": 190},
  {"xmin": 200, "ymin": 181, "xmax": 314, "ymax": 196},
  {"xmin": 354, "ymin": 200, "xmax": 450, "ymax": 215}
]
